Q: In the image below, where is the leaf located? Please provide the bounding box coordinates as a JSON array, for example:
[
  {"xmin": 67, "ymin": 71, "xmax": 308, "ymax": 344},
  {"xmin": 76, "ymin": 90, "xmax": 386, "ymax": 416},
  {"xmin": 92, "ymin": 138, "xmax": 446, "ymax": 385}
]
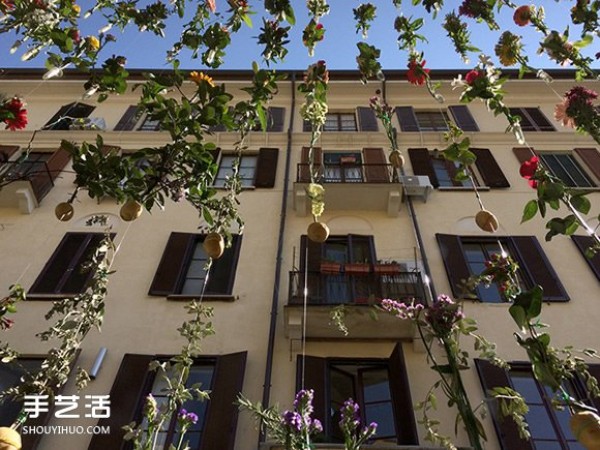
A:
[
  {"xmin": 570, "ymin": 194, "xmax": 591, "ymax": 214},
  {"xmin": 509, "ymin": 304, "xmax": 527, "ymax": 330},
  {"xmin": 521, "ymin": 200, "xmax": 538, "ymax": 223}
]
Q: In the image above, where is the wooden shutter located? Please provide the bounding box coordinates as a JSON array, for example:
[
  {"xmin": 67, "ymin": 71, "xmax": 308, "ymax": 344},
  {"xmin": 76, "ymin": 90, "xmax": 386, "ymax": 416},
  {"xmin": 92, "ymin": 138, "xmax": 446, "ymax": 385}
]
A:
[
  {"xmin": 45, "ymin": 103, "xmax": 95, "ymax": 130},
  {"xmin": 448, "ymin": 105, "xmax": 479, "ymax": 131},
  {"xmin": 574, "ymin": 148, "xmax": 600, "ymax": 181},
  {"xmin": 200, "ymin": 352, "xmax": 247, "ymax": 450},
  {"xmin": 46, "ymin": 147, "xmax": 72, "ymax": 181},
  {"xmin": 29, "ymin": 233, "xmax": 106, "ymax": 295},
  {"xmin": 435, "ymin": 234, "xmax": 472, "ymax": 299},
  {"xmin": 266, "ymin": 107, "xmax": 285, "ymax": 132},
  {"xmin": 525, "ymin": 107, "xmax": 555, "ymax": 131},
  {"xmin": 510, "ymin": 236, "xmax": 569, "ymax": 301},
  {"xmin": 44, "ymin": 103, "xmax": 74, "ymax": 130},
  {"xmin": 472, "ymin": 148, "xmax": 510, "ymax": 188},
  {"xmin": 0, "ymin": 145, "xmax": 19, "ymax": 163},
  {"xmin": 28, "ymin": 147, "xmax": 72, "ymax": 202},
  {"xmin": 571, "ymin": 235, "xmax": 600, "ymax": 281},
  {"xmin": 148, "ymin": 232, "xmax": 195, "ymax": 296},
  {"xmin": 475, "ymin": 359, "xmax": 535, "ymax": 450},
  {"xmin": 299, "ymin": 146, "xmax": 322, "ymax": 182},
  {"xmin": 388, "ymin": 343, "xmax": 419, "ymax": 445},
  {"xmin": 513, "ymin": 147, "xmax": 536, "ymax": 164},
  {"xmin": 206, "ymin": 234, "xmax": 242, "ymax": 295},
  {"xmin": 396, "ymin": 107, "xmax": 419, "ymax": 132},
  {"xmin": 254, "ymin": 148, "xmax": 278, "ymax": 188},
  {"xmin": 296, "ymin": 355, "xmax": 328, "ymax": 434},
  {"xmin": 408, "ymin": 148, "xmax": 439, "ymax": 187},
  {"xmin": 88, "ymin": 354, "xmax": 154, "ymax": 450},
  {"xmin": 363, "ymin": 147, "xmax": 389, "ymax": 182},
  {"xmin": 114, "ymin": 105, "xmax": 141, "ymax": 131},
  {"xmin": 357, "ymin": 106, "xmax": 378, "ymax": 131}
]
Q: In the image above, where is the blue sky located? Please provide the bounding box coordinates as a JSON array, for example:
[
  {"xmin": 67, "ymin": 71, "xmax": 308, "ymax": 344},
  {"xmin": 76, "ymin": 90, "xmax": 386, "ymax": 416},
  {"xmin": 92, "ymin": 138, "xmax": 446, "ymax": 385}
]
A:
[{"xmin": 0, "ymin": 1, "xmax": 597, "ymax": 71}]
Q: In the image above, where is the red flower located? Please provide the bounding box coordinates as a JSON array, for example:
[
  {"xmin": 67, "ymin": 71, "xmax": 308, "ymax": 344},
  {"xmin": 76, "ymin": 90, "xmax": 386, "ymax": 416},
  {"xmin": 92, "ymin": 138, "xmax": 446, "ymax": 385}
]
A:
[
  {"xmin": 513, "ymin": 5, "xmax": 532, "ymax": 26},
  {"xmin": 465, "ymin": 69, "xmax": 485, "ymax": 85},
  {"xmin": 0, "ymin": 0, "xmax": 15, "ymax": 11},
  {"xmin": 206, "ymin": 0, "xmax": 216, "ymax": 12},
  {"xmin": 519, "ymin": 155, "xmax": 539, "ymax": 188},
  {"xmin": 69, "ymin": 28, "xmax": 81, "ymax": 43},
  {"xmin": 406, "ymin": 59, "xmax": 429, "ymax": 86},
  {"xmin": 2, "ymin": 97, "xmax": 28, "ymax": 131}
]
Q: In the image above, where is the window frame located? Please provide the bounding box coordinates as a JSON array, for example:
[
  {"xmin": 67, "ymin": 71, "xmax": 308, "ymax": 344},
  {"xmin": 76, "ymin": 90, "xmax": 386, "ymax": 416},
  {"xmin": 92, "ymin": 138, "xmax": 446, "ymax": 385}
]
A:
[
  {"xmin": 509, "ymin": 107, "xmax": 555, "ymax": 132},
  {"xmin": 538, "ymin": 152, "xmax": 597, "ymax": 188},
  {"xmin": 413, "ymin": 110, "xmax": 451, "ymax": 132},
  {"xmin": 310, "ymin": 112, "xmax": 358, "ymax": 132},
  {"xmin": 44, "ymin": 102, "xmax": 95, "ymax": 131},
  {"xmin": 213, "ymin": 154, "xmax": 259, "ymax": 188}
]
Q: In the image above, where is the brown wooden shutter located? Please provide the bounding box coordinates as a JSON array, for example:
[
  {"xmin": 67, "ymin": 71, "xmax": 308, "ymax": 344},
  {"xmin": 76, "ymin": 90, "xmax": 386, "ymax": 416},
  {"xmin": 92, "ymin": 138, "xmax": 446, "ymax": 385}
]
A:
[
  {"xmin": 408, "ymin": 148, "xmax": 439, "ymax": 187},
  {"xmin": 363, "ymin": 147, "xmax": 389, "ymax": 182},
  {"xmin": 296, "ymin": 355, "xmax": 328, "ymax": 434},
  {"xmin": 510, "ymin": 236, "xmax": 569, "ymax": 301},
  {"xmin": 472, "ymin": 148, "xmax": 510, "ymax": 188},
  {"xmin": 448, "ymin": 105, "xmax": 479, "ymax": 131},
  {"xmin": 396, "ymin": 107, "xmax": 419, "ymax": 132},
  {"xmin": 60, "ymin": 233, "xmax": 107, "ymax": 294},
  {"xmin": 114, "ymin": 105, "xmax": 141, "ymax": 131},
  {"xmin": 571, "ymin": 235, "xmax": 600, "ymax": 281},
  {"xmin": 206, "ymin": 234, "xmax": 242, "ymax": 295},
  {"xmin": 46, "ymin": 146, "xmax": 72, "ymax": 181},
  {"xmin": 148, "ymin": 232, "xmax": 195, "ymax": 296},
  {"xmin": 266, "ymin": 107, "xmax": 285, "ymax": 132},
  {"xmin": 513, "ymin": 147, "xmax": 536, "ymax": 164},
  {"xmin": 254, "ymin": 148, "xmax": 278, "ymax": 188},
  {"xmin": 0, "ymin": 145, "xmax": 19, "ymax": 163},
  {"xmin": 388, "ymin": 343, "xmax": 418, "ymax": 445},
  {"xmin": 435, "ymin": 234, "xmax": 472, "ymax": 299},
  {"xmin": 525, "ymin": 107, "xmax": 555, "ymax": 131},
  {"xmin": 200, "ymin": 352, "xmax": 247, "ymax": 450},
  {"xmin": 28, "ymin": 147, "xmax": 72, "ymax": 202},
  {"xmin": 299, "ymin": 147, "xmax": 322, "ymax": 182},
  {"xmin": 357, "ymin": 106, "xmax": 378, "ymax": 131},
  {"xmin": 474, "ymin": 359, "xmax": 535, "ymax": 450},
  {"xmin": 88, "ymin": 354, "xmax": 154, "ymax": 450},
  {"xmin": 574, "ymin": 148, "xmax": 600, "ymax": 181}
]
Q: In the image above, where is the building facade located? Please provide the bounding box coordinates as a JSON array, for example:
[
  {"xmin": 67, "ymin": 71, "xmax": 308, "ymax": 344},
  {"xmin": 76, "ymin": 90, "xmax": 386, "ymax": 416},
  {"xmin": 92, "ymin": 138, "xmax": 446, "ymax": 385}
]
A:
[{"xmin": 0, "ymin": 68, "xmax": 599, "ymax": 450}]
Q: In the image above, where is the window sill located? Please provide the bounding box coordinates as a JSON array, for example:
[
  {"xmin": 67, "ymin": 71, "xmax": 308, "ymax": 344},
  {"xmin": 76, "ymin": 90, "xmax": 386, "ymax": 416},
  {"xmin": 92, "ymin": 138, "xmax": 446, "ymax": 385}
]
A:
[
  {"xmin": 167, "ymin": 294, "xmax": 237, "ymax": 302},
  {"xmin": 26, "ymin": 293, "xmax": 78, "ymax": 300},
  {"xmin": 437, "ymin": 186, "xmax": 490, "ymax": 192}
]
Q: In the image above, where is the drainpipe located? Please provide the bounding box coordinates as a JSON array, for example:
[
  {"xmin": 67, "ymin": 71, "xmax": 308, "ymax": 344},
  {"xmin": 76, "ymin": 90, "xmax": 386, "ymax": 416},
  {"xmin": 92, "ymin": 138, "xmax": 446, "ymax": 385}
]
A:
[
  {"xmin": 259, "ymin": 71, "xmax": 296, "ymax": 446},
  {"xmin": 382, "ymin": 76, "xmax": 437, "ymax": 303}
]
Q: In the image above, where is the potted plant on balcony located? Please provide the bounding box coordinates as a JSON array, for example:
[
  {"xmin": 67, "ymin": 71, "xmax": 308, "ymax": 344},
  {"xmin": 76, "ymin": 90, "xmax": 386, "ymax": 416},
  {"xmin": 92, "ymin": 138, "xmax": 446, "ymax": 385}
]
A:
[
  {"xmin": 320, "ymin": 260, "xmax": 342, "ymax": 274},
  {"xmin": 373, "ymin": 260, "xmax": 402, "ymax": 275},
  {"xmin": 344, "ymin": 262, "xmax": 371, "ymax": 275}
]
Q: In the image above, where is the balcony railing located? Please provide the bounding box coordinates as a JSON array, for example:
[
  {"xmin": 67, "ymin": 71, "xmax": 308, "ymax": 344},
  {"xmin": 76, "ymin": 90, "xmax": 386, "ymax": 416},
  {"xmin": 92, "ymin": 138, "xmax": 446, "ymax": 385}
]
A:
[
  {"xmin": 297, "ymin": 163, "xmax": 399, "ymax": 184},
  {"xmin": 288, "ymin": 269, "xmax": 426, "ymax": 306},
  {"xmin": 0, "ymin": 160, "xmax": 55, "ymax": 203}
]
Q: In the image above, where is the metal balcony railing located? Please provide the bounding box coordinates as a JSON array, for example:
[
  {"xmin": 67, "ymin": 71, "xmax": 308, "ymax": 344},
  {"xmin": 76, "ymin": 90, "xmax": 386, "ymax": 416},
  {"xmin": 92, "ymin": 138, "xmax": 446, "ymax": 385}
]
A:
[
  {"xmin": 297, "ymin": 163, "xmax": 399, "ymax": 184},
  {"xmin": 288, "ymin": 269, "xmax": 427, "ymax": 306},
  {"xmin": 0, "ymin": 160, "xmax": 55, "ymax": 203}
]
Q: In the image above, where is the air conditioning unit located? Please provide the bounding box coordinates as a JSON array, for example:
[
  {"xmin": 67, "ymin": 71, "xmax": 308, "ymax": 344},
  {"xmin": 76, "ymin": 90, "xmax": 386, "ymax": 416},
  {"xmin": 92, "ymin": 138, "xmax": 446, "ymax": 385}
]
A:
[
  {"xmin": 400, "ymin": 175, "xmax": 433, "ymax": 202},
  {"xmin": 69, "ymin": 117, "xmax": 107, "ymax": 130}
]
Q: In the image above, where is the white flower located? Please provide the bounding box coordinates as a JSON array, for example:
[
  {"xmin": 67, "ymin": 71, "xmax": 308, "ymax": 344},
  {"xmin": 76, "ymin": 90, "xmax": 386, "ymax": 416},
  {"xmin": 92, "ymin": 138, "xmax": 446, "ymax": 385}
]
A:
[{"xmin": 451, "ymin": 75, "xmax": 465, "ymax": 89}]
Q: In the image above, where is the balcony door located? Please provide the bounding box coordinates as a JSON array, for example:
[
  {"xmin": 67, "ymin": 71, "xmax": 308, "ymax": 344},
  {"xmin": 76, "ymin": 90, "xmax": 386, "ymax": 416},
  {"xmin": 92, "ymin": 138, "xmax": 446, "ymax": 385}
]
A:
[{"xmin": 323, "ymin": 152, "xmax": 363, "ymax": 183}]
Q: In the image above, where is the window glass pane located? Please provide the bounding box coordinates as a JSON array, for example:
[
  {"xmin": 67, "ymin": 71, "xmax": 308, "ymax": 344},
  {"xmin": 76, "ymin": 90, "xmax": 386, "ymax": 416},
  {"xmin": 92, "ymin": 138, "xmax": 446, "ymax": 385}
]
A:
[
  {"xmin": 330, "ymin": 368, "xmax": 355, "ymax": 405},
  {"xmin": 362, "ymin": 369, "xmax": 391, "ymax": 403},
  {"xmin": 510, "ymin": 373, "xmax": 543, "ymax": 402},
  {"xmin": 0, "ymin": 360, "xmax": 43, "ymax": 425},
  {"xmin": 533, "ymin": 442, "xmax": 563, "ymax": 450},
  {"xmin": 181, "ymin": 279, "xmax": 205, "ymax": 295},
  {"xmin": 540, "ymin": 154, "xmax": 594, "ymax": 188},
  {"xmin": 364, "ymin": 403, "xmax": 395, "ymax": 438},
  {"xmin": 185, "ymin": 260, "xmax": 207, "ymax": 279},
  {"xmin": 214, "ymin": 155, "xmax": 256, "ymax": 187},
  {"xmin": 526, "ymin": 405, "xmax": 558, "ymax": 440},
  {"xmin": 415, "ymin": 111, "xmax": 450, "ymax": 131}
]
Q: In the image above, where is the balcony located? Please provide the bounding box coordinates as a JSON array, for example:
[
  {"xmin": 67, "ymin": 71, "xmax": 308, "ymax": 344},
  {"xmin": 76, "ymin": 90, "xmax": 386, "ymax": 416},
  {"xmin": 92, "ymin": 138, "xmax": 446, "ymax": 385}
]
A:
[
  {"xmin": 284, "ymin": 266, "xmax": 427, "ymax": 340},
  {"xmin": 0, "ymin": 160, "xmax": 55, "ymax": 213},
  {"xmin": 261, "ymin": 443, "xmax": 451, "ymax": 450},
  {"xmin": 293, "ymin": 163, "xmax": 403, "ymax": 217}
]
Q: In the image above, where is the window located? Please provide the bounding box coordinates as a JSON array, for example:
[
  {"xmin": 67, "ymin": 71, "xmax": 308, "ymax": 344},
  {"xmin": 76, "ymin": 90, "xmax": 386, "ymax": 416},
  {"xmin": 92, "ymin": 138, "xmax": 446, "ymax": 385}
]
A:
[
  {"xmin": 88, "ymin": 352, "xmax": 247, "ymax": 450},
  {"xmin": 297, "ymin": 344, "xmax": 418, "ymax": 445},
  {"xmin": 571, "ymin": 235, "xmax": 600, "ymax": 281},
  {"xmin": 409, "ymin": 148, "xmax": 510, "ymax": 189},
  {"xmin": 436, "ymin": 234, "xmax": 569, "ymax": 302},
  {"xmin": 211, "ymin": 148, "xmax": 278, "ymax": 189},
  {"xmin": 137, "ymin": 114, "xmax": 161, "ymax": 131},
  {"xmin": 538, "ymin": 153, "xmax": 596, "ymax": 188},
  {"xmin": 414, "ymin": 111, "xmax": 450, "ymax": 132},
  {"xmin": 44, "ymin": 102, "xmax": 95, "ymax": 130},
  {"xmin": 513, "ymin": 148, "xmax": 600, "ymax": 189},
  {"xmin": 396, "ymin": 105, "xmax": 479, "ymax": 132},
  {"xmin": 149, "ymin": 232, "xmax": 242, "ymax": 298},
  {"xmin": 303, "ymin": 107, "xmax": 378, "ymax": 132},
  {"xmin": 29, "ymin": 232, "xmax": 114, "ymax": 296},
  {"xmin": 322, "ymin": 152, "xmax": 363, "ymax": 183},
  {"xmin": 112, "ymin": 106, "xmax": 161, "ymax": 131},
  {"xmin": 509, "ymin": 107, "xmax": 555, "ymax": 132},
  {"xmin": 476, "ymin": 359, "xmax": 600, "ymax": 450},
  {"xmin": 214, "ymin": 155, "xmax": 258, "ymax": 188},
  {"xmin": 323, "ymin": 112, "xmax": 357, "ymax": 132}
]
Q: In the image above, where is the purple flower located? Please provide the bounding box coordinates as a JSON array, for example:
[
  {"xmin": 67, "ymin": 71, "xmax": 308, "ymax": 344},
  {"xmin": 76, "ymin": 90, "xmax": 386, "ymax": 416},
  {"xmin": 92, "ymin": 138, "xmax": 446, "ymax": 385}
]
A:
[
  {"xmin": 311, "ymin": 418, "xmax": 323, "ymax": 433},
  {"xmin": 186, "ymin": 412, "xmax": 199, "ymax": 424},
  {"xmin": 283, "ymin": 410, "xmax": 303, "ymax": 432}
]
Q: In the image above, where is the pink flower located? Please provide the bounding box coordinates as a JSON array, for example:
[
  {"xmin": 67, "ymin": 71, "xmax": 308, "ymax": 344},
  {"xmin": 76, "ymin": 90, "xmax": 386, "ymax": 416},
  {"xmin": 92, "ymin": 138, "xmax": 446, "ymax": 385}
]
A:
[
  {"xmin": 465, "ymin": 69, "xmax": 485, "ymax": 85},
  {"xmin": 513, "ymin": 5, "xmax": 532, "ymax": 26},
  {"xmin": 206, "ymin": 0, "xmax": 216, "ymax": 12},
  {"xmin": 554, "ymin": 99, "xmax": 576, "ymax": 128},
  {"xmin": 406, "ymin": 59, "xmax": 429, "ymax": 86},
  {"xmin": 2, "ymin": 97, "xmax": 28, "ymax": 131},
  {"xmin": 519, "ymin": 155, "xmax": 539, "ymax": 188}
]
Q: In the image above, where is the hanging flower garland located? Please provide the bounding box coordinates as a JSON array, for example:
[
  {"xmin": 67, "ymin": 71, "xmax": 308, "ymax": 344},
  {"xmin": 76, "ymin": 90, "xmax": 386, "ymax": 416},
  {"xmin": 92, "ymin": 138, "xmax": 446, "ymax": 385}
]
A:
[
  {"xmin": 369, "ymin": 93, "xmax": 404, "ymax": 170},
  {"xmin": 353, "ymin": 3, "xmax": 376, "ymax": 39},
  {"xmin": 302, "ymin": 0, "xmax": 329, "ymax": 57}
]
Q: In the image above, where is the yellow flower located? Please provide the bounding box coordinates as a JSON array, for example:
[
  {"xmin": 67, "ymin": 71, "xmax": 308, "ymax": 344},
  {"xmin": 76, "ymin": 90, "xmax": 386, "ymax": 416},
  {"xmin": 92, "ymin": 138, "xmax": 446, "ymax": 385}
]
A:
[
  {"xmin": 86, "ymin": 36, "xmax": 100, "ymax": 51},
  {"xmin": 189, "ymin": 71, "xmax": 215, "ymax": 87},
  {"xmin": 72, "ymin": 4, "xmax": 81, "ymax": 15}
]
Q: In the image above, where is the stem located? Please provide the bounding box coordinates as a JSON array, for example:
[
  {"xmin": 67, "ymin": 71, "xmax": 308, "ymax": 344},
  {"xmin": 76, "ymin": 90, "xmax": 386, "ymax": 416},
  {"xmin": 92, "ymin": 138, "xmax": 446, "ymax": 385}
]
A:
[{"xmin": 562, "ymin": 197, "xmax": 600, "ymax": 246}]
